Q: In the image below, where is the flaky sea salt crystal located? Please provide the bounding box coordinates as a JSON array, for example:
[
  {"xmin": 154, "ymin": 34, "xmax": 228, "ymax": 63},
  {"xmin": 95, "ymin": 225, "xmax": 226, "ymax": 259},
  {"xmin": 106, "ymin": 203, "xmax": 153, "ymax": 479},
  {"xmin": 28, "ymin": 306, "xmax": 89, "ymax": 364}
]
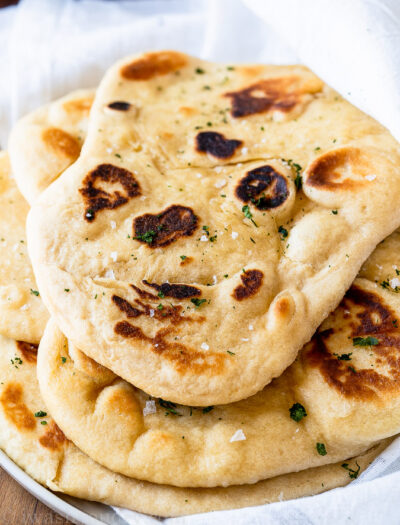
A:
[
  {"xmin": 365, "ymin": 174, "xmax": 377, "ymax": 181},
  {"xmin": 230, "ymin": 429, "xmax": 246, "ymax": 442},
  {"xmin": 201, "ymin": 342, "xmax": 209, "ymax": 350},
  {"xmin": 390, "ymin": 278, "xmax": 400, "ymax": 289},
  {"xmin": 105, "ymin": 269, "xmax": 115, "ymax": 280},
  {"xmin": 110, "ymin": 251, "xmax": 117, "ymax": 262},
  {"xmin": 214, "ymin": 179, "xmax": 226, "ymax": 188},
  {"xmin": 143, "ymin": 400, "xmax": 157, "ymax": 416},
  {"xmin": 110, "ymin": 221, "xmax": 116, "ymax": 229},
  {"xmin": 231, "ymin": 231, "xmax": 238, "ymax": 240},
  {"xmin": 149, "ymin": 309, "xmax": 155, "ymax": 318},
  {"xmin": 200, "ymin": 235, "xmax": 208, "ymax": 242}
]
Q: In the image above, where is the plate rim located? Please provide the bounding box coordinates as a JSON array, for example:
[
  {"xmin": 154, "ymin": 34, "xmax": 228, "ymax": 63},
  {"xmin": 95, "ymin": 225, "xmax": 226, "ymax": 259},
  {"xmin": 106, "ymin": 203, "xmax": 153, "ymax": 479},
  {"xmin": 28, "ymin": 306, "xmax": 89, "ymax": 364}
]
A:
[{"xmin": 0, "ymin": 448, "xmax": 108, "ymax": 525}]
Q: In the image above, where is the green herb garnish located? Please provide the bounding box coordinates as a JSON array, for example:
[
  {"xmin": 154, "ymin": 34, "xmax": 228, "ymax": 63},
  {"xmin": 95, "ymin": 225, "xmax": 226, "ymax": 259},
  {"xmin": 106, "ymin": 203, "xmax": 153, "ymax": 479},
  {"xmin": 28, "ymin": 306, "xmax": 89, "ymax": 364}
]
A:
[
  {"xmin": 134, "ymin": 230, "xmax": 156, "ymax": 244},
  {"xmin": 278, "ymin": 225, "xmax": 288, "ymax": 239},
  {"xmin": 316, "ymin": 443, "xmax": 327, "ymax": 456},
  {"xmin": 334, "ymin": 352, "xmax": 352, "ymax": 361},
  {"xmin": 30, "ymin": 289, "xmax": 40, "ymax": 296},
  {"xmin": 159, "ymin": 399, "xmax": 181, "ymax": 416},
  {"xmin": 289, "ymin": 403, "xmax": 307, "ymax": 422},
  {"xmin": 341, "ymin": 461, "xmax": 360, "ymax": 479},
  {"xmin": 353, "ymin": 336, "xmax": 379, "ymax": 347},
  {"xmin": 191, "ymin": 298, "xmax": 207, "ymax": 308},
  {"xmin": 242, "ymin": 205, "xmax": 258, "ymax": 227},
  {"xmin": 34, "ymin": 411, "xmax": 47, "ymax": 418}
]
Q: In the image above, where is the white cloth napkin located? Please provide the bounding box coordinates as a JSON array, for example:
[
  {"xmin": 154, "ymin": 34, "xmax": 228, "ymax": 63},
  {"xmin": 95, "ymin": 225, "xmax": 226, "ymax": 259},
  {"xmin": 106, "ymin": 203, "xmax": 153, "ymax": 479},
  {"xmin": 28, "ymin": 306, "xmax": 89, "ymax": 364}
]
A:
[{"xmin": 2, "ymin": 0, "xmax": 400, "ymax": 523}]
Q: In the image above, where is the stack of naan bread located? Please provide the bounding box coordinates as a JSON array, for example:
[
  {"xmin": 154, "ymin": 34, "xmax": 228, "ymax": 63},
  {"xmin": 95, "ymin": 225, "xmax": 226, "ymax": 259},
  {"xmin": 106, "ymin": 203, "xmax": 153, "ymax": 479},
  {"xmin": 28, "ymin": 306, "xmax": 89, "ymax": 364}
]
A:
[{"xmin": 1, "ymin": 51, "xmax": 400, "ymax": 517}]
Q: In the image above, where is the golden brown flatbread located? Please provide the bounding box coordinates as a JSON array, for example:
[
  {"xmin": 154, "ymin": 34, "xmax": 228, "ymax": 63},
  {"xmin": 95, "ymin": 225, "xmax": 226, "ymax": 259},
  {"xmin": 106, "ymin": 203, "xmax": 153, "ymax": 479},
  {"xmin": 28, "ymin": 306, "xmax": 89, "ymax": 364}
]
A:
[{"xmin": 27, "ymin": 52, "xmax": 400, "ymax": 406}]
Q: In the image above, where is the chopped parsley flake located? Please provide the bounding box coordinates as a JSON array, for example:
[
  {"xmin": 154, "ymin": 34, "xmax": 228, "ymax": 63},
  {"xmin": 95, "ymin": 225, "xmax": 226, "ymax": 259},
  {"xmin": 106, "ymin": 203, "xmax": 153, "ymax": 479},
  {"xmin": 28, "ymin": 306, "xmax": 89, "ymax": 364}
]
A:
[
  {"xmin": 341, "ymin": 461, "xmax": 360, "ymax": 479},
  {"xmin": 227, "ymin": 350, "xmax": 235, "ymax": 355},
  {"xmin": 30, "ymin": 289, "xmax": 40, "ymax": 296},
  {"xmin": 157, "ymin": 304, "xmax": 163, "ymax": 311},
  {"xmin": 353, "ymin": 336, "xmax": 379, "ymax": 347},
  {"xmin": 278, "ymin": 225, "xmax": 288, "ymax": 240},
  {"xmin": 283, "ymin": 159, "xmax": 303, "ymax": 190},
  {"xmin": 195, "ymin": 67, "xmax": 205, "ymax": 74},
  {"xmin": 242, "ymin": 205, "xmax": 258, "ymax": 227},
  {"xmin": 134, "ymin": 230, "xmax": 156, "ymax": 244},
  {"xmin": 294, "ymin": 173, "xmax": 303, "ymax": 190},
  {"xmin": 191, "ymin": 298, "xmax": 207, "ymax": 308},
  {"xmin": 334, "ymin": 352, "xmax": 352, "ymax": 361},
  {"xmin": 64, "ymin": 289, "xmax": 70, "ymax": 292},
  {"xmin": 380, "ymin": 279, "xmax": 400, "ymax": 293},
  {"xmin": 158, "ymin": 291, "xmax": 165, "ymax": 299},
  {"xmin": 61, "ymin": 357, "xmax": 67, "ymax": 364},
  {"xmin": 41, "ymin": 421, "xmax": 48, "ymax": 425},
  {"xmin": 332, "ymin": 210, "xmax": 338, "ymax": 215},
  {"xmin": 202, "ymin": 406, "xmax": 214, "ymax": 414},
  {"xmin": 159, "ymin": 399, "xmax": 181, "ymax": 416},
  {"xmin": 316, "ymin": 442, "xmax": 327, "ymax": 456},
  {"xmin": 289, "ymin": 403, "xmax": 307, "ymax": 422},
  {"xmin": 11, "ymin": 356, "xmax": 23, "ymax": 368},
  {"xmin": 34, "ymin": 411, "xmax": 47, "ymax": 418},
  {"xmin": 180, "ymin": 255, "xmax": 187, "ymax": 261}
]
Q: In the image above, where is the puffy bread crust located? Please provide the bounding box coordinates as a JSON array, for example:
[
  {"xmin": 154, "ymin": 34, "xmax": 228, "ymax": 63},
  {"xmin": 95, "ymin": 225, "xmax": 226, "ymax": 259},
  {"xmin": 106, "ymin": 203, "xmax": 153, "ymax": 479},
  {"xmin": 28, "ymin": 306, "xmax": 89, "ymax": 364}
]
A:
[
  {"xmin": 8, "ymin": 89, "xmax": 94, "ymax": 205},
  {"xmin": 0, "ymin": 332, "xmax": 389, "ymax": 516},
  {"xmin": 0, "ymin": 152, "xmax": 48, "ymax": 343}
]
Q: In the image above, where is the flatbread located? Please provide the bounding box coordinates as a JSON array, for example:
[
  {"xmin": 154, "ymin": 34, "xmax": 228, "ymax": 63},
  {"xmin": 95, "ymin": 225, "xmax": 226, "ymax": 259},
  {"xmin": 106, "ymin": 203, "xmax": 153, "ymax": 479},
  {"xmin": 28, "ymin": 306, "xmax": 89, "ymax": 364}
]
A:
[
  {"xmin": 37, "ymin": 228, "xmax": 400, "ymax": 487},
  {"xmin": 0, "ymin": 332, "xmax": 389, "ymax": 517},
  {"xmin": 0, "ymin": 152, "xmax": 48, "ymax": 343},
  {"xmin": 8, "ymin": 89, "xmax": 94, "ymax": 204},
  {"xmin": 27, "ymin": 52, "xmax": 400, "ymax": 406}
]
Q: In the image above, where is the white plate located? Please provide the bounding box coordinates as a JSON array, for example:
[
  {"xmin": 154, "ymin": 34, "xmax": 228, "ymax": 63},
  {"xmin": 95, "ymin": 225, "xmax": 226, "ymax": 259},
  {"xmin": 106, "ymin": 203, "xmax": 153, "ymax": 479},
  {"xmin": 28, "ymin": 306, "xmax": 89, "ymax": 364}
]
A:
[{"xmin": 0, "ymin": 449, "xmax": 128, "ymax": 525}]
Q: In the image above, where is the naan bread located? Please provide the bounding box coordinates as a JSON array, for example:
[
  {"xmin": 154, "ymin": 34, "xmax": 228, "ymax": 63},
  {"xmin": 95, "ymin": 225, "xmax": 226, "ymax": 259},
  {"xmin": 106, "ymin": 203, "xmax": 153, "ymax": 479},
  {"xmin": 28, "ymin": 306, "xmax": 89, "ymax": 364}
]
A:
[
  {"xmin": 0, "ymin": 332, "xmax": 385, "ymax": 517},
  {"xmin": 0, "ymin": 152, "xmax": 48, "ymax": 343},
  {"xmin": 8, "ymin": 89, "xmax": 94, "ymax": 204},
  {"xmin": 37, "ymin": 228, "xmax": 400, "ymax": 487},
  {"xmin": 28, "ymin": 51, "xmax": 400, "ymax": 405}
]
